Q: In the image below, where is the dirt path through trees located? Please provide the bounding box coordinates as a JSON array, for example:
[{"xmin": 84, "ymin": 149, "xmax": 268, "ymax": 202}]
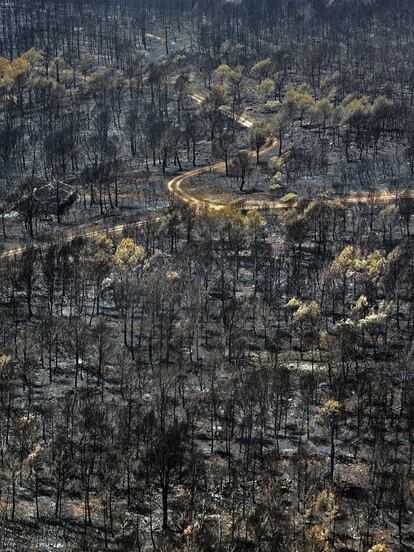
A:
[{"xmin": 1, "ymin": 91, "xmax": 412, "ymax": 259}]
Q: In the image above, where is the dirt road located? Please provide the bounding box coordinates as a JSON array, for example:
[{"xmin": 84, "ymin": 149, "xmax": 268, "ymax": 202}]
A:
[
  {"xmin": 1, "ymin": 91, "xmax": 411, "ymax": 259},
  {"xmin": 167, "ymin": 92, "xmax": 279, "ymax": 209},
  {"xmin": 0, "ymin": 94, "xmax": 273, "ymax": 259}
]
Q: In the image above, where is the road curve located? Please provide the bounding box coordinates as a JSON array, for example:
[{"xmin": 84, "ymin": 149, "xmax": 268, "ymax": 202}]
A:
[
  {"xmin": 167, "ymin": 141, "xmax": 277, "ymax": 210},
  {"xmin": 168, "ymin": 93, "xmax": 277, "ymax": 209},
  {"xmin": 0, "ymin": 93, "xmax": 262, "ymax": 259},
  {"xmin": 2, "ymin": 90, "xmax": 412, "ymax": 260}
]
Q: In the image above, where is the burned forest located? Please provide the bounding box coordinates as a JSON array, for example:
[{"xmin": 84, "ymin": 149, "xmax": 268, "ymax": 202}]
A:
[{"xmin": 0, "ymin": 1, "xmax": 414, "ymax": 550}]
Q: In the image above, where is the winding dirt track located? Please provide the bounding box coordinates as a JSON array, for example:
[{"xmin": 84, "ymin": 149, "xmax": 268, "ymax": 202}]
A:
[
  {"xmin": 1, "ymin": 91, "xmax": 412, "ymax": 259},
  {"xmin": 167, "ymin": 140, "xmax": 277, "ymax": 210},
  {"xmin": 167, "ymin": 93, "xmax": 278, "ymax": 210},
  {"xmin": 0, "ymin": 93, "xmax": 276, "ymax": 259},
  {"xmin": 173, "ymin": 95, "xmax": 414, "ymax": 210}
]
